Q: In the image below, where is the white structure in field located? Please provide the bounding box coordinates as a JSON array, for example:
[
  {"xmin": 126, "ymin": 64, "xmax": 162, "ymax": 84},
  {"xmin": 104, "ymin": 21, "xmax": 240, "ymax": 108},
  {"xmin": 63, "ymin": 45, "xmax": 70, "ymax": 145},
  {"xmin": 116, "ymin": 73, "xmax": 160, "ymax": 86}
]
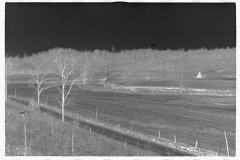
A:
[
  {"xmin": 99, "ymin": 77, "xmax": 107, "ymax": 82},
  {"xmin": 196, "ymin": 72, "xmax": 202, "ymax": 78}
]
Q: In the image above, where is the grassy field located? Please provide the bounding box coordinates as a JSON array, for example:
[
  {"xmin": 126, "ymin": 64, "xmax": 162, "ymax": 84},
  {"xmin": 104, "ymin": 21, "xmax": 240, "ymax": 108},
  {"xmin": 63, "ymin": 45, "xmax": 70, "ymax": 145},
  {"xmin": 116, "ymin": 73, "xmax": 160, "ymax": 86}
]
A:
[
  {"xmin": 7, "ymin": 83, "xmax": 236, "ymax": 156},
  {"xmin": 5, "ymin": 99, "xmax": 156, "ymax": 156},
  {"xmin": 68, "ymin": 89, "xmax": 236, "ymax": 156}
]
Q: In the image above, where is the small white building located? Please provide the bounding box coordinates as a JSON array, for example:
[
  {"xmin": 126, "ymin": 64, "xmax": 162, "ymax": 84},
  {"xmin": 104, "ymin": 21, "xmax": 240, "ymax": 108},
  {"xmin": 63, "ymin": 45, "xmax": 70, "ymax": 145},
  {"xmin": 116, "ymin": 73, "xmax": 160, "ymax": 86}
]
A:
[{"xmin": 196, "ymin": 72, "xmax": 202, "ymax": 78}]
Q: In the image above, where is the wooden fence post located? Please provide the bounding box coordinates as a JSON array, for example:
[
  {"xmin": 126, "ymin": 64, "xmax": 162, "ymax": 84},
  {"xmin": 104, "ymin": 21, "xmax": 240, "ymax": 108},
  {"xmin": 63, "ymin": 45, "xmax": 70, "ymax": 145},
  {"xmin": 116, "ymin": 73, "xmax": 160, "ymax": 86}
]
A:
[
  {"xmin": 23, "ymin": 122, "xmax": 27, "ymax": 156},
  {"xmin": 137, "ymin": 140, "xmax": 139, "ymax": 156},
  {"xmin": 217, "ymin": 147, "xmax": 220, "ymax": 156},
  {"xmin": 95, "ymin": 107, "xmax": 98, "ymax": 121},
  {"xmin": 124, "ymin": 141, "xmax": 127, "ymax": 151}
]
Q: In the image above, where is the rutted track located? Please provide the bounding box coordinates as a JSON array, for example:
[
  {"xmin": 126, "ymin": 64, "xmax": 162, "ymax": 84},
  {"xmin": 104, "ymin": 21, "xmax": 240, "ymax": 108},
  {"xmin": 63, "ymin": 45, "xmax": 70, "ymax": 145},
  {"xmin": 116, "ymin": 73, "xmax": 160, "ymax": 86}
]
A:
[{"xmin": 8, "ymin": 96, "xmax": 217, "ymax": 156}]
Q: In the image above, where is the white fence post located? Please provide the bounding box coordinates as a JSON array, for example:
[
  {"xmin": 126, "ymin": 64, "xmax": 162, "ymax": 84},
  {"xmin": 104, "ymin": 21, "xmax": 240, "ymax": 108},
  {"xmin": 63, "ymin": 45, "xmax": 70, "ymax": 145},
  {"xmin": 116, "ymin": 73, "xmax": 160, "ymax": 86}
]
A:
[
  {"xmin": 95, "ymin": 107, "xmax": 98, "ymax": 121},
  {"xmin": 224, "ymin": 131, "xmax": 230, "ymax": 156},
  {"xmin": 195, "ymin": 140, "xmax": 198, "ymax": 148}
]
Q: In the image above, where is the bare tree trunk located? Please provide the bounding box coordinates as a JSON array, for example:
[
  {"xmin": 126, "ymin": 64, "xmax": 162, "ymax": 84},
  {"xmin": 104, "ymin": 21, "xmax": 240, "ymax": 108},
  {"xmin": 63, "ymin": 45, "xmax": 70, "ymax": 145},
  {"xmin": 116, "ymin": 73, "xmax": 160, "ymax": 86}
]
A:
[
  {"xmin": 37, "ymin": 91, "xmax": 40, "ymax": 110},
  {"xmin": 105, "ymin": 59, "xmax": 111, "ymax": 85},
  {"xmin": 5, "ymin": 80, "xmax": 7, "ymax": 99},
  {"xmin": 180, "ymin": 72, "xmax": 183, "ymax": 94},
  {"xmin": 106, "ymin": 63, "xmax": 109, "ymax": 85},
  {"xmin": 62, "ymin": 84, "xmax": 65, "ymax": 122}
]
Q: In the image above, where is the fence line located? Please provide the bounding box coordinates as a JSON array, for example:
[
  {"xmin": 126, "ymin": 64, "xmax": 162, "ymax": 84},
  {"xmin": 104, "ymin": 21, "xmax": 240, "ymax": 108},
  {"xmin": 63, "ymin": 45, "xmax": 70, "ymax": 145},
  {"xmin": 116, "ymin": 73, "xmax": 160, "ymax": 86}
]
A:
[{"xmin": 7, "ymin": 95, "xmax": 219, "ymax": 156}]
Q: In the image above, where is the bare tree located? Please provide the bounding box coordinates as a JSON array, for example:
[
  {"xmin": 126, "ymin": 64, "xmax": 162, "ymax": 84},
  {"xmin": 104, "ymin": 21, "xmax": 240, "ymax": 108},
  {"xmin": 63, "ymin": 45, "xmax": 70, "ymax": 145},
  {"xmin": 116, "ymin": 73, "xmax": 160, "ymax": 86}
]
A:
[
  {"xmin": 29, "ymin": 59, "xmax": 54, "ymax": 110},
  {"xmin": 179, "ymin": 55, "xmax": 192, "ymax": 94},
  {"xmin": 111, "ymin": 46, "xmax": 115, "ymax": 52},
  {"xmin": 105, "ymin": 54, "xmax": 113, "ymax": 85},
  {"xmin": 53, "ymin": 50, "xmax": 83, "ymax": 121},
  {"xmin": 106, "ymin": 60, "xmax": 110, "ymax": 84},
  {"xmin": 82, "ymin": 56, "xmax": 91, "ymax": 85},
  {"xmin": 5, "ymin": 57, "xmax": 15, "ymax": 99}
]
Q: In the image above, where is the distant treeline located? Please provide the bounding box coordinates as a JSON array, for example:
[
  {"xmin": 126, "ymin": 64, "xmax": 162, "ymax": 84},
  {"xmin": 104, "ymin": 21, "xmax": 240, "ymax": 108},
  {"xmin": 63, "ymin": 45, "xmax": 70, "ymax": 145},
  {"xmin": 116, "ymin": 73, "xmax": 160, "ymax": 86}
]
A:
[{"xmin": 5, "ymin": 47, "xmax": 236, "ymax": 82}]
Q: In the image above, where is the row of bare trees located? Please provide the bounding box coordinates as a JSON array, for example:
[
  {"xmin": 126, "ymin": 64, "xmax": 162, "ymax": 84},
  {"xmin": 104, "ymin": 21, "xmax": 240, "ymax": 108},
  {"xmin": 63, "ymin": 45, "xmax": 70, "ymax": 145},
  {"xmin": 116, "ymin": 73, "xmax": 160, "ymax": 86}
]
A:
[{"xmin": 5, "ymin": 48, "xmax": 92, "ymax": 122}]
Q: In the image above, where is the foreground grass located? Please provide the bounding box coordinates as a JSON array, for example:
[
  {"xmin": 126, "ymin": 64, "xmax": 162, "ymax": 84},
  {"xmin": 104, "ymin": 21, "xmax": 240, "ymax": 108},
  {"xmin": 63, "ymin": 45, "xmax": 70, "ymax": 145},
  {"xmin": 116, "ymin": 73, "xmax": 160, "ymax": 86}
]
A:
[{"xmin": 5, "ymin": 100, "xmax": 153, "ymax": 156}]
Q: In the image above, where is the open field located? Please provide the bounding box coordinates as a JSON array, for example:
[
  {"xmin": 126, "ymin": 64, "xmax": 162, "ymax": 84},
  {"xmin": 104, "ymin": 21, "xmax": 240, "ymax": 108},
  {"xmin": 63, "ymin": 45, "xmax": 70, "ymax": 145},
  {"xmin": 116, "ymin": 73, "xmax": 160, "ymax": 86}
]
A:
[
  {"xmin": 7, "ymin": 83, "xmax": 236, "ymax": 156},
  {"xmin": 5, "ymin": 99, "xmax": 155, "ymax": 156},
  {"xmin": 7, "ymin": 71, "xmax": 236, "ymax": 97}
]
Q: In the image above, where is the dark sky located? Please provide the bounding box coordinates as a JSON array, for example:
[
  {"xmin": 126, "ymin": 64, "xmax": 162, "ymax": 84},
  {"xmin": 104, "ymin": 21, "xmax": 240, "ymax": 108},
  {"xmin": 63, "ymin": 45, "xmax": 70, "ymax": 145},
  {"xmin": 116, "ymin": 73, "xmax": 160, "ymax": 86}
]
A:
[{"xmin": 5, "ymin": 2, "xmax": 236, "ymax": 56}]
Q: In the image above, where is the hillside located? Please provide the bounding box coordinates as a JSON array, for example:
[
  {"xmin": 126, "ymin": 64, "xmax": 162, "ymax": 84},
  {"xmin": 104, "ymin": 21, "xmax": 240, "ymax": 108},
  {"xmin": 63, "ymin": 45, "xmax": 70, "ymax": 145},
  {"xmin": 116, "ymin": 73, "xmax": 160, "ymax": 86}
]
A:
[{"xmin": 7, "ymin": 48, "xmax": 236, "ymax": 90}]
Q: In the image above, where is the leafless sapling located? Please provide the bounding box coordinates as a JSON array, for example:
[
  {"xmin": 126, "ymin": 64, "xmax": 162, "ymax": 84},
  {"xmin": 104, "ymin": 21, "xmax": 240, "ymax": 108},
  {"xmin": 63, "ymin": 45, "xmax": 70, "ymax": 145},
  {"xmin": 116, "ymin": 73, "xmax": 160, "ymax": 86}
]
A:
[{"xmin": 29, "ymin": 60, "xmax": 54, "ymax": 110}]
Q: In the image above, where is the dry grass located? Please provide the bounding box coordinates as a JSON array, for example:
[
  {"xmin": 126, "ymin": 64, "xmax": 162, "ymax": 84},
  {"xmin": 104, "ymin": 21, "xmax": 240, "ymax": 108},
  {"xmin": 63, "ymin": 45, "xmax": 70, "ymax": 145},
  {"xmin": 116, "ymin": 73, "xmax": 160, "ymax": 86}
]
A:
[{"xmin": 5, "ymin": 100, "xmax": 152, "ymax": 156}]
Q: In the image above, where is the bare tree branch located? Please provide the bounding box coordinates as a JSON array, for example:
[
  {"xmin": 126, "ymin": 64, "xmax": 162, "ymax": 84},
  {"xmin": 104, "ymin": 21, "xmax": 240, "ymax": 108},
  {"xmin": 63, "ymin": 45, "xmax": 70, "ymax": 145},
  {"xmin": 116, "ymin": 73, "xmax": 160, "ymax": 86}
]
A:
[
  {"xmin": 56, "ymin": 86, "xmax": 62, "ymax": 94},
  {"xmin": 64, "ymin": 66, "xmax": 77, "ymax": 85},
  {"xmin": 54, "ymin": 96, "xmax": 62, "ymax": 106},
  {"xmin": 39, "ymin": 85, "xmax": 53, "ymax": 94},
  {"xmin": 64, "ymin": 97, "xmax": 74, "ymax": 107},
  {"xmin": 41, "ymin": 77, "xmax": 57, "ymax": 84},
  {"xmin": 64, "ymin": 75, "xmax": 83, "ymax": 102},
  {"xmin": 28, "ymin": 81, "xmax": 38, "ymax": 90}
]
